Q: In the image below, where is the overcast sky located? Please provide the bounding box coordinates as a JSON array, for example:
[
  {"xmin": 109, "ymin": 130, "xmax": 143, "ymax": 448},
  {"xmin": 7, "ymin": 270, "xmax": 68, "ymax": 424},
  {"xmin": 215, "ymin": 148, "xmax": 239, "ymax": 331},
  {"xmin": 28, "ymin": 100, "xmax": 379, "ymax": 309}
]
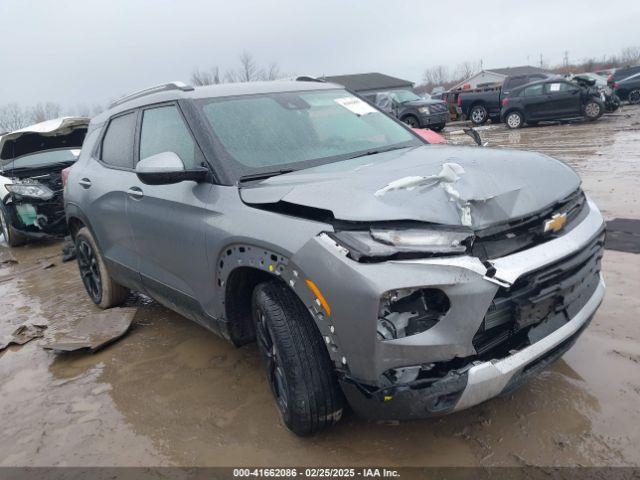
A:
[{"xmin": 1, "ymin": 0, "xmax": 638, "ymax": 110}]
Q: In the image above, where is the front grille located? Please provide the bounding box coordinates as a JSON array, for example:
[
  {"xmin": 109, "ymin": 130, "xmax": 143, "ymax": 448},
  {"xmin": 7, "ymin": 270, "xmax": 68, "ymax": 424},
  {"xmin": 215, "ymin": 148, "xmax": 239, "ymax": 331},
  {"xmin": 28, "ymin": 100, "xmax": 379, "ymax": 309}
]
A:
[
  {"xmin": 11, "ymin": 171, "xmax": 66, "ymax": 235},
  {"xmin": 472, "ymin": 189, "xmax": 587, "ymax": 259},
  {"xmin": 429, "ymin": 103, "xmax": 448, "ymax": 113},
  {"xmin": 473, "ymin": 230, "xmax": 604, "ymax": 356}
]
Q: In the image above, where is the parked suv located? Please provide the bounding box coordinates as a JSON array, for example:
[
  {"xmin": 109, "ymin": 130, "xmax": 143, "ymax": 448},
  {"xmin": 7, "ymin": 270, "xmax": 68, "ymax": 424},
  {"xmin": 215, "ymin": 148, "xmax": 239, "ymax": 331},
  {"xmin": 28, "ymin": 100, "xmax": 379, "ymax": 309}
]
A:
[
  {"xmin": 500, "ymin": 79, "xmax": 605, "ymax": 129},
  {"xmin": 363, "ymin": 89, "xmax": 449, "ymax": 131},
  {"xmin": 66, "ymin": 80, "xmax": 606, "ymax": 436}
]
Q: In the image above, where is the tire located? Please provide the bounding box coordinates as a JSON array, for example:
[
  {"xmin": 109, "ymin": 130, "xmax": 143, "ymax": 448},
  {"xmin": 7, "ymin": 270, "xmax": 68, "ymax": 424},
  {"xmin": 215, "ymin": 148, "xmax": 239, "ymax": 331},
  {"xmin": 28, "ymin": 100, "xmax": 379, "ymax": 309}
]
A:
[
  {"xmin": 469, "ymin": 104, "xmax": 488, "ymax": 125},
  {"xmin": 252, "ymin": 281, "xmax": 344, "ymax": 436},
  {"xmin": 505, "ymin": 111, "xmax": 524, "ymax": 129},
  {"xmin": 402, "ymin": 115, "xmax": 419, "ymax": 128},
  {"xmin": 75, "ymin": 227, "xmax": 129, "ymax": 308},
  {"xmin": 430, "ymin": 123, "xmax": 446, "ymax": 132},
  {"xmin": 584, "ymin": 100, "xmax": 603, "ymax": 120},
  {"xmin": 628, "ymin": 89, "xmax": 640, "ymax": 105},
  {"xmin": 0, "ymin": 202, "xmax": 27, "ymax": 247}
]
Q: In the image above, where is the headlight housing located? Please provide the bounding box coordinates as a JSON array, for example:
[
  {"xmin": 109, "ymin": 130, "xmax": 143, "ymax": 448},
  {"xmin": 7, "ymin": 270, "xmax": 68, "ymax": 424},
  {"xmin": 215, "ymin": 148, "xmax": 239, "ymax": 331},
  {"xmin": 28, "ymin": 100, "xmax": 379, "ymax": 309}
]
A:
[
  {"xmin": 418, "ymin": 106, "xmax": 431, "ymax": 114},
  {"xmin": 329, "ymin": 228, "xmax": 473, "ymax": 262},
  {"xmin": 5, "ymin": 183, "xmax": 55, "ymax": 200}
]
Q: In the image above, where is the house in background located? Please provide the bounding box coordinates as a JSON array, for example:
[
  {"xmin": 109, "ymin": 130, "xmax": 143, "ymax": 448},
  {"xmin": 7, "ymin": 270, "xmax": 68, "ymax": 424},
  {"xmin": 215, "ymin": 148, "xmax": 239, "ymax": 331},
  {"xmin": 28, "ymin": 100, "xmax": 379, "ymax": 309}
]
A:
[
  {"xmin": 321, "ymin": 72, "xmax": 414, "ymax": 95},
  {"xmin": 450, "ymin": 65, "xmax": 550, "ymax": 90}
]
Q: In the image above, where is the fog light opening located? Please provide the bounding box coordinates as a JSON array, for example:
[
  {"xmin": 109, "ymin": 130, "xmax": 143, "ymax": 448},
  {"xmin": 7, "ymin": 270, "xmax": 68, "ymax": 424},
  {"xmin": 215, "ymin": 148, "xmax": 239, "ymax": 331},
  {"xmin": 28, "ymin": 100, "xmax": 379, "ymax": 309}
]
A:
[{"xmin": 377, "ymin": 288, "xmax": 450, "ymax": 340}]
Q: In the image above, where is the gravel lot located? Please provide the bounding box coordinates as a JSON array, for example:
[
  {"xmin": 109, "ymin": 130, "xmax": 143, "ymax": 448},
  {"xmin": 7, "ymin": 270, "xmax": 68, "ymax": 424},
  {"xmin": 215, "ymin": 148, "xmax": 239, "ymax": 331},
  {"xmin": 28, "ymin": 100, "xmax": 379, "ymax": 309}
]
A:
[{"xmin": 1, "ymin": 106, "xmax": 639, "ymax": 467}]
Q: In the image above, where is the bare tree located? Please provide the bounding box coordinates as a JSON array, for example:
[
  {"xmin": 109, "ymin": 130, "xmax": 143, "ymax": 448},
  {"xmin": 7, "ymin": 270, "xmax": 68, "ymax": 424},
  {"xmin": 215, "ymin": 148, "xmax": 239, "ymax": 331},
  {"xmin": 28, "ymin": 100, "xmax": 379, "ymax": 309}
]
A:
[
  {"xmin": 422, "ymin": 65, "xmax": 450, "ymax": 86},
  {"xmin": 191, "ymin": 66, "xmax": 221, "ymax": 86},
  {"xmin": 620, "ymin": 46, "xmax": 640, "ymax": 66},
  {"xmin": 29, "ymin": 102, "xmax": 62, "ymax": 123},
  {"xmin": 262, "ymin": 62, "xmax": 282, "ymax": 81},
  {"xmin": 226, "ymin": 51, "xmax": 263, "ymax": 83},
  {"xmin": 0, "ymin": 103, "xmax": 29, "ymax": 132}
]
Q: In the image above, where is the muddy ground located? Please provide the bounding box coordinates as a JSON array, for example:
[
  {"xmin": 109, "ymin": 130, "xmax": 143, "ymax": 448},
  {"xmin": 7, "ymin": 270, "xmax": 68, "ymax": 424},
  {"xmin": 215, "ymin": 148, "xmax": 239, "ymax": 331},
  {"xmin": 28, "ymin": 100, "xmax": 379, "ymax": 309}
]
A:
[{"xmin": 1, "ymin": 106, "xmax": 639, "ymax": 468}]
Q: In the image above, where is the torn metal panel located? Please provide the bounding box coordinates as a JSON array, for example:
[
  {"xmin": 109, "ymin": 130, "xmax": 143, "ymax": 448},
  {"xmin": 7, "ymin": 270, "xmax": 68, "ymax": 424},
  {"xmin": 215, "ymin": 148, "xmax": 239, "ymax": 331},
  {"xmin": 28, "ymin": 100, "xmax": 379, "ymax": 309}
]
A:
[
  {"xmin": 43, "ymin": 308, "xmax": 136, "ymax": 353},
  {"xmin": 0, "ymin": 324, "xmax": 47, "ymax": 351}
]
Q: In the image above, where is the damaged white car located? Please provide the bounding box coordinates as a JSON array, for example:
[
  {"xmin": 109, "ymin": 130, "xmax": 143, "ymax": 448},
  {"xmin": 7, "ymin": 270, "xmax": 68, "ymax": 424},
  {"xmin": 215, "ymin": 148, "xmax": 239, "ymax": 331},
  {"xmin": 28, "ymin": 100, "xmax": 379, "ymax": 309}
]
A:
[{"xmin": 0, "ymin": 117, "xmax": 88, "ymax": 246}]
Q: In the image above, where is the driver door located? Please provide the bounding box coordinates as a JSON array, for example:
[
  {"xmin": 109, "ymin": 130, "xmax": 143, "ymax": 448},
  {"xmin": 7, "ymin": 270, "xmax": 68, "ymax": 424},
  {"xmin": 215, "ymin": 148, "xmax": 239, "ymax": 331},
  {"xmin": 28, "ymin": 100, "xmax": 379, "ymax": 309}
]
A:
[{"xmin": 126, "ymin": 103, "xmax": 215, "ymax": 325}]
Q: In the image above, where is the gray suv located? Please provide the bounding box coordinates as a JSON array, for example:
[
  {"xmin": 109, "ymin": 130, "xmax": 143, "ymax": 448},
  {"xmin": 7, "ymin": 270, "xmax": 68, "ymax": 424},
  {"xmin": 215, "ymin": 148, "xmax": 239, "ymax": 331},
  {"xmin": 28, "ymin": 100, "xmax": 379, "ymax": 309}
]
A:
[{"xmin": 65, "ymin": 80, "xmax": 606, "ymax": 436}]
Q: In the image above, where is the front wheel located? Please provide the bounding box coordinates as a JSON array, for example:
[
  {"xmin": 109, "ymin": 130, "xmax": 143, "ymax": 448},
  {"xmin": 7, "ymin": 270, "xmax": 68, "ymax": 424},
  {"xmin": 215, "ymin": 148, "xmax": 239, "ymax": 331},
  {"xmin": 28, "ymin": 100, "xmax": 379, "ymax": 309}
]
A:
[
  {"xmin": 402, "ymin": 115, "xmax": 419, "ymax": 128},
  {"xmin": 252, "ymin": 281, "xmax": 344, "ymax": 436},
  {"xmin": 430, "ymin": 123, "xmax": 446, "ymax": 132},
  {"xmin": 0, "ymin": 203, "xmax": 27, "ymax": 247},
  {"xmin": 505, "ymin": 111, "xmax": 524, "ymax": 129},
  {"xmin": 584, "ymin": 100, "xmax": 603, "ymax": 120},
  {"xmin": 75, "ymin": 227, "xmax": 129, "ymax": 308},
  {"xmin": 628, "ymin": 89, "xmax": 640, "ymax": 105}
]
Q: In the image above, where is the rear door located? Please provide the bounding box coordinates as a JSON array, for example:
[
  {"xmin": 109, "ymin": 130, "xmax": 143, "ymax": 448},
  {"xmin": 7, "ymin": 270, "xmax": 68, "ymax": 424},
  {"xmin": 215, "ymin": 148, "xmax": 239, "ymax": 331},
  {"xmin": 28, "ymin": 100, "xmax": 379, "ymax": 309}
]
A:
[
  {"xmin": 126, "ymin": 102, "xmax": 215, "ymax": 325},
  {"xmin": 79, "ymin": 111, "xmax": 143, "ymax": 290},
  {"xmin": 520, "ymin": 83, "xmax": 547, "ymax": 120},
  {"xmin": 543, "ymin": 81, "xmax": 581, "ymax": 117}
]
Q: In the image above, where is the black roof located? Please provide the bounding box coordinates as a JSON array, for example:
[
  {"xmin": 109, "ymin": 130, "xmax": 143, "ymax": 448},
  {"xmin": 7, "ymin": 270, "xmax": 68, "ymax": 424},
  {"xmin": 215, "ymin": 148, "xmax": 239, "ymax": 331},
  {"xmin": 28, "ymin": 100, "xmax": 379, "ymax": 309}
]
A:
[{"xmin": 322, "ymin": 72, "xmax": 413, "ymax": 92}]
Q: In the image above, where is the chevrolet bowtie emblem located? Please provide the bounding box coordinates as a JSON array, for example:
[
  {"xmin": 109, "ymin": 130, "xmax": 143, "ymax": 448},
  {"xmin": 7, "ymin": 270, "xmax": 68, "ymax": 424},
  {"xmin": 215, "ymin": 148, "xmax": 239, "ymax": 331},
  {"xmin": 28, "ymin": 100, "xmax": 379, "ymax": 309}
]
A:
[{"xmin": 544, "ymin": 213, "xmax": 567, "ymax": 233}]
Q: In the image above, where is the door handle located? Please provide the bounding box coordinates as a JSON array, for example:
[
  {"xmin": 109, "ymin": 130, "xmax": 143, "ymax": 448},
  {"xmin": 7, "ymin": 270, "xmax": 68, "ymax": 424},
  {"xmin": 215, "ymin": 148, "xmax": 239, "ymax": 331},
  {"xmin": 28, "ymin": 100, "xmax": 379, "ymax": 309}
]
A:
[
  {"xmin": 127, "ymin": 186, "xmax": 144, "ymax": 199},
  {"xmin": 78, "ymin": 178, "xmax": 92, "ymax": 189}
]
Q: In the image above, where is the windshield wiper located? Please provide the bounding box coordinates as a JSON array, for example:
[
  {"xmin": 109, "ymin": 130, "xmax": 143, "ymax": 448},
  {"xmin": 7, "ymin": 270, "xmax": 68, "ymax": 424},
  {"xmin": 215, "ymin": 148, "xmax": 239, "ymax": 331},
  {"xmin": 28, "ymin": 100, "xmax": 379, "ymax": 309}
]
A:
[
  {"xmin": 238, "ymin": 169, "xmax": 294, "ymax": 183},
  {"xmin": 346, "ymin": 145, "xmax": 411, "ymax": 160}
]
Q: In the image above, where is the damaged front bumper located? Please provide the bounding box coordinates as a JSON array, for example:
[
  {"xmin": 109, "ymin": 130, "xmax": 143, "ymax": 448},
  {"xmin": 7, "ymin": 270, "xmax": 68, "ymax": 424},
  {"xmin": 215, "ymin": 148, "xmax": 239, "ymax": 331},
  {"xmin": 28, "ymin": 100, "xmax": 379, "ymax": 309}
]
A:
[
  {"xmin": 342, "ymin": 275, "xmax": 603, "ymax": 419},
  {"xmin": 296, "ymin": 197, "xmax": 606, "ymax": 419}
]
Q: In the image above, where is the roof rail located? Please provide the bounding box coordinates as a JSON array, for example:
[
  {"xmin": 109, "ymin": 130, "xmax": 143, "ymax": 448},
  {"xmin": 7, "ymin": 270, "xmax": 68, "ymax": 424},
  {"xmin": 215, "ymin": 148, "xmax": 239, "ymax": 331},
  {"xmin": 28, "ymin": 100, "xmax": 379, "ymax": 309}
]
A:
[
  {"xmin": 295, "ymin": 75, "xmax": 326, "ymax": 83},
  {"xmin": 110, "ymin": 81, "xmax": 195, "ymax": 108}
]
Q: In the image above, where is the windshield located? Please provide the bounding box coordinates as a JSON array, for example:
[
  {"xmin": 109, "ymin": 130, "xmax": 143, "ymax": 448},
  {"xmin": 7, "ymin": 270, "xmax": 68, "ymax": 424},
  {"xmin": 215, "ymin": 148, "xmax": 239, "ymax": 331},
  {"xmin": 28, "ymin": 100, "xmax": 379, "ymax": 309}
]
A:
[
  {"xmin": 198, "ymin": 89, "xmax": 420, "ymax": 180},
  {"xmin": 1, "ymin": 148, "xmax": 79, "ymax": 171},
  {"xmin": 387, "ymin": 89, "xmax": 422, "ymax": 103}
]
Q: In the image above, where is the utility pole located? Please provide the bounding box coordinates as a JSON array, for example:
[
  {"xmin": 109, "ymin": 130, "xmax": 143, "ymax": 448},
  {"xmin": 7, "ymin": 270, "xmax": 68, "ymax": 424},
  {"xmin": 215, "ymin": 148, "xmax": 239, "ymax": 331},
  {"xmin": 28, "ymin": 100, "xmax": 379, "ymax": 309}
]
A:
[
  {"xmin": 563, "ymin": 50, "xmax": 569, "ymax": 67},
  {"xmin": 539, "ymin": 53, "xmax": 544, "ymax": 68}
]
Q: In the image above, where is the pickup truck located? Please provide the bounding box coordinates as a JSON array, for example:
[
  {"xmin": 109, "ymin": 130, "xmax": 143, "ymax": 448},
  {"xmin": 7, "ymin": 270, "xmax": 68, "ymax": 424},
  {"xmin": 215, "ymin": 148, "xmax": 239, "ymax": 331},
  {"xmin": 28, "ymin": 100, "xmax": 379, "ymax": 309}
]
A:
[{"xmin": 458, "ymin": 73, "xmax": 556, "ymax": 124}]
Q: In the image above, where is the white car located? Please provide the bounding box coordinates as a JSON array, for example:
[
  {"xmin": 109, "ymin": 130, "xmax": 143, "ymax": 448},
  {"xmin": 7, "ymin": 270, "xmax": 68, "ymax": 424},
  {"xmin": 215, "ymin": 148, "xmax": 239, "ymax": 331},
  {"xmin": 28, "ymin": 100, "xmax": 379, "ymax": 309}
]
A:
[{"xmin": 0, "ymin": 117, "xmax": 88, "ymax": 246}]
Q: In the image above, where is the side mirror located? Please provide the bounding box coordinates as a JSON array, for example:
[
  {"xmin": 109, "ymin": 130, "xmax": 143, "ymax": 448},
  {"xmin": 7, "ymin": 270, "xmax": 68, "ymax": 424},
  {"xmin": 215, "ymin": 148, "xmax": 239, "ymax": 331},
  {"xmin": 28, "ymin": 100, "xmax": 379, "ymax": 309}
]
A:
[{"xmin": 135, "ymin": 151, "xmax": 208, "ymax": 185}]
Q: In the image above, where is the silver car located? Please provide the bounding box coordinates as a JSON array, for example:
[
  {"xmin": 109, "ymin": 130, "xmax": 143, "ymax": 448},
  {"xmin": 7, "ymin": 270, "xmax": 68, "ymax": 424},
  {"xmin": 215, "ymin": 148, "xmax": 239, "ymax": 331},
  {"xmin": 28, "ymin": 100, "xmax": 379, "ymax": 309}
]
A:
[{"xmin": 65, "ymin": 80, "xmax": 605, "ymax": 435}]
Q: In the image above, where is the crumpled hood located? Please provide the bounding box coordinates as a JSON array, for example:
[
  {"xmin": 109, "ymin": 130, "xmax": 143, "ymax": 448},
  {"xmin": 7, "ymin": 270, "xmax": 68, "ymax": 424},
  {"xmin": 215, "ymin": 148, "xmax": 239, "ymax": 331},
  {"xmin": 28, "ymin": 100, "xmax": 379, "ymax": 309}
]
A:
[
  {"xmin": 0, "ymin": 117, "xmax": 88, "ymax": 161},
  {"xmin": 239, "ymin": 145, "xmax": 581, "ymax": 230}
]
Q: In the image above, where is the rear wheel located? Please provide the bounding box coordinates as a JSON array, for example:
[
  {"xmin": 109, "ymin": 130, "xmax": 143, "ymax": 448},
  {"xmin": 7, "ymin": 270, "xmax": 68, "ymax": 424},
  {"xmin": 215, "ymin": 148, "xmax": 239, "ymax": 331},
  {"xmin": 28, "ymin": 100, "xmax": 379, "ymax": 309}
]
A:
[
  {"xmin": 505, "ymin": 111, "xmax": 524, "ymax": 129},
  {"xmin": 469, "ymin": 104, "xmax": 488, "ymax": 125},
  {"xmin": 430, "ymin": 123, "xmax": 446, "ymax": 132},
  {"xmin": 75, "ymin": 227, "xmax": 129, "ymax": 308},
  {"xmin": 252, "ymin": 281, "xmax": 344, "ymax": 436},
  {"xmin": 628, "ymin": 89, "xmax": 640, "ymax": 105},
  {"xmin": 584, "ymin": 100, "xmax": 603, "ymax": 120},
  {"xmin": 0, "ymin": 203, "xmax": 27, "ymax": 247},
  {"xmin": 402, "ymin": 115, "xmax": 419, "ymax": 128}
]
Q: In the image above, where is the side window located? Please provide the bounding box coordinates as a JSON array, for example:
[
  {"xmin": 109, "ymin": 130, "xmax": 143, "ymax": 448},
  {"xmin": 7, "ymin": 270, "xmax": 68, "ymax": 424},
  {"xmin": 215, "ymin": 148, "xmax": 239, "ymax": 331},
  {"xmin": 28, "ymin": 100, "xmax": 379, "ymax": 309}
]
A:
[
  {"xmin": 101, "ymin": 112, "xmax": 136, "ymax": 168},
  {"xmin": 545, "ymin": 82, "xmax": 571, "ymax": 94},
  {"xmin": 504, "ymin": 76, "xmax": 526, "ymax": 90},
  {"xmin": 524, "ymin": 84, "xmax": 544, "ymax": 96},
  {"xmin": 139, "ymin": 105, "xmax": 198, "ymax": 168}
]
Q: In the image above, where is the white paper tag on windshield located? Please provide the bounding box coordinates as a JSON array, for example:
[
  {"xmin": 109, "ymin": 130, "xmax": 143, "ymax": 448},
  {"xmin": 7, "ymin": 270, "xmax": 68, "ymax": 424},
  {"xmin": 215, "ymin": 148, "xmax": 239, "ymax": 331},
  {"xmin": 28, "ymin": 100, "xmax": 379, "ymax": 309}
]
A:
[{"xmin": 334, "ymin": 97, "xmax": 377, "ymax": 116}]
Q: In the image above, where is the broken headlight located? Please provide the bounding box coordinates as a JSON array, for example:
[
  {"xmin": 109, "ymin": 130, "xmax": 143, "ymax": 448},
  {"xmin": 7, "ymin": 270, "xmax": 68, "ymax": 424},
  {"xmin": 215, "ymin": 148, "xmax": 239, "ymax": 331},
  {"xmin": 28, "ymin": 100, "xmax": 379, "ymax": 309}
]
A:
[
  {"xmin": 5, "ymin": 183, "xmax": 54, "ymax": 200},
  {"xmin": 418, "ymin": 106, "xmax": 431, "ymax": 114},
  {"xmin": 378, "ymin": 288, "xmax": 450, "ymax": 340},
  {"xmin": 330, "ymin": 228, "xmax": 472, "ymax": 261}
]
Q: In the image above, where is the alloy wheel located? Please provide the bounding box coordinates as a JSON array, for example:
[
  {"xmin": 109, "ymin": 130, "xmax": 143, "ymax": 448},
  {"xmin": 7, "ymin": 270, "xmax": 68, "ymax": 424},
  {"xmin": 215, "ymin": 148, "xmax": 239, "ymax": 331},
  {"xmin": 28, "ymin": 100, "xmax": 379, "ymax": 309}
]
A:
[
  {"xmin": 629, "ymin": 90, "xmax": 640, "ymax": 105},
  {"xmin": 76, "ymin": 237, "xmax": 102, "ymax": 303},
  {"xmin": 585, "ymin": 102, "xmax": 601, "ymax": 118},
  {"xmin": 403, "ymin": 117, "xmax": 418, "ymax": 128},
  {"xmin": 255, "ymin": 308, "xmax": 289, "ymax": 414},
  {"xmin": 471, "ymin": 107, "xmax": 487, "ymax": 124},
  {"xmin": 507, "ymin": 113, "xmax": 522, "ymax": 128}
]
